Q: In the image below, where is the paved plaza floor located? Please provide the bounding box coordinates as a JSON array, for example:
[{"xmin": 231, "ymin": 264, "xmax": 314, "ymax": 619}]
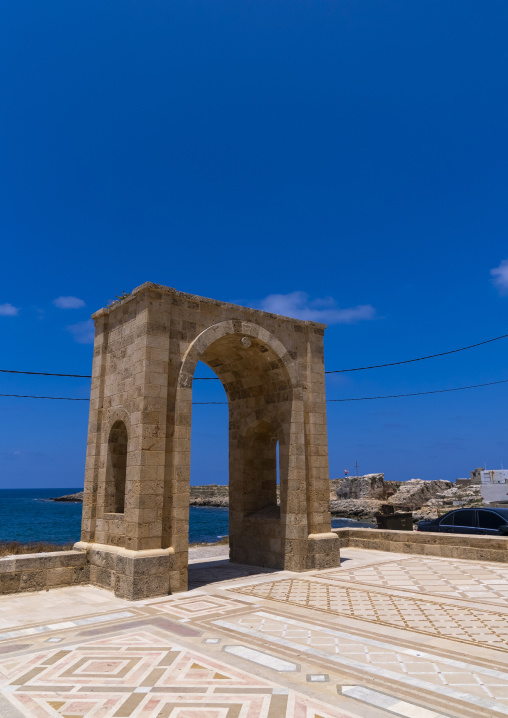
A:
[{"xmin": 2, "ymin": 548, "xmax": 508, "ymax": 717}]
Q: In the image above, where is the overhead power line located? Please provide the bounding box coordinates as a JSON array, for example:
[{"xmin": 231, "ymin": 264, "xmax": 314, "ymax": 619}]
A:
[
  {"xmin": 2, "ymin": 331, "xmax": 507, "ymax": 380},
  {"xmin": 325, "ymin": 332, "xmax": 508, "ymax": 373},
  {"xmin": 326, "ymin": 378, "xmax": 508, "ymax": 401},
  {"xmin": 0, "ymin": 393, "xmax": 88, "ymax": 401},
  {"xmin": 0, "ymin": 369, "xmax": 92, "ymax": 378},
  {"xmin": 2, "ymin": 377, "xmax": 508, "ymax": 403}
]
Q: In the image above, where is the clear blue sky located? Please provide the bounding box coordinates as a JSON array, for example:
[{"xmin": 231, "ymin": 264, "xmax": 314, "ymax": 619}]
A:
[{"xmin": 1, "ymin": 0, "xmax": 508, "ymax": 488}]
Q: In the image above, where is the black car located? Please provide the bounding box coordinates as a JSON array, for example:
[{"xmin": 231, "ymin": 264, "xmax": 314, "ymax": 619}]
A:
[{"xmin": 417, "ymin": 507, "xmax": 508, "ymax": 535}]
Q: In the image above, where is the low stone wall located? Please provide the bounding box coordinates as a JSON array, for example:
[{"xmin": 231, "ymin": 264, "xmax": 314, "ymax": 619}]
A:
[
  {"xmin": 0, "ymin": 550, "xmax": 89, "ymax": 595},
  {"xmin": 333, "ymin": 527, "xmax": 508, "ymax": 563},
  {"xmin": 4, "ymin": 528, "xmax": 508, "ymax": 598}
]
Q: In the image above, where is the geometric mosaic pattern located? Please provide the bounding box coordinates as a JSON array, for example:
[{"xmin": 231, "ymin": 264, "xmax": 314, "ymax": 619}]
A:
[
  {"xmin": 5, "ymin": 551, "xmax": 508, "ymax": 718},
  {"xmin": 152, "ymin": 595, "xmax": 247, "ymax": 619},
  {"xmin": 323, "ymin": 557, "xmax": 508, "ymax": 605},
  {"xmin": 232, "ymin": 578, "xmax": 508, "ymax": 651},
  {"xmin": 218, "ymin": 611, "xmax": 508, "ymax": 705},
  {"xmin": 0, "ymin": 626, "xmax": 353, "ymax": 718}
]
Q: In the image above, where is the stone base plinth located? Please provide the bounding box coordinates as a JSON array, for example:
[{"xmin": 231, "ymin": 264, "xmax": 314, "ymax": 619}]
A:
[
  {"xmin": 303, "ymin": 532, "xmax": 341, "ymax": 570},
  {"xmin": 74, "ymin": 542, "xmax": 187, "ymax": 600},
  {"xmin": 230, "ymin": 532, "xmax": 341, "ymax": 573}
]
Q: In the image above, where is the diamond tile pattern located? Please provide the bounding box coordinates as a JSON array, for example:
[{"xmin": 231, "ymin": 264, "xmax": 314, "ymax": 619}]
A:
[
  {"xmin": 322, "ymin": 558, "xmax": 508, "ymax": 605},
  {"xmin": 232, "ymin": 578, "xmax": 508, "ymax": 650},
  {"xmin": 154, "ymin": 596, "xmax": 245, "ymax": 618},
  {"xmin": 223, "ymin": 611, "xmax": 508, "ymax": 703}
]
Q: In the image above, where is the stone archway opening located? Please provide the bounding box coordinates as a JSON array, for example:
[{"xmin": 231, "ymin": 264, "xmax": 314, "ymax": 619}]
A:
[{"xmin": 176, "ymin": 330, "xmax": 293, "ymax": 572}]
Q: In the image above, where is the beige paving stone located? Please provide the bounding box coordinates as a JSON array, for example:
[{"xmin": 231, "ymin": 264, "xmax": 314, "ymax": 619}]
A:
[{"xmin": 0, "ymin": 586, "xmax": 132, "ymax": 630}]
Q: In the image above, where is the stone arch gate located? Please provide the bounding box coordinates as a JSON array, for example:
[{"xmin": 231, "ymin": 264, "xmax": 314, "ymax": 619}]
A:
[{"xmin": 76, "ymin": 283, "xmax": 340, "ymax": 600}]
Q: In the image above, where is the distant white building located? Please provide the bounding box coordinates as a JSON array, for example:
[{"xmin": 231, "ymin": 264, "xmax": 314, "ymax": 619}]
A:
[
  {"xmin": 477, "ymin": 470, "xmax": 508, "ymax": 504},
  {"xmin": 480, "ymin": 470, "xmax": 508, "ymax": 484}
]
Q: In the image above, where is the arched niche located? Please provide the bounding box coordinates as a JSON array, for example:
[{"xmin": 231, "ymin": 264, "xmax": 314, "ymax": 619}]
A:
[
  {"xmin": 242, "ymin": 419, "xmax": 279, "ymax": 516},
  {"xmin": 105, "ymin": 420, "xmax": 128, "ymax": 514}
]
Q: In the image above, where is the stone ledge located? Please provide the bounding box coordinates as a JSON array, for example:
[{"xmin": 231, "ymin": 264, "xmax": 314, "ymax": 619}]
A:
[
  {"xmin": 74, "ymin": 541, "xmax": 175, "ymax": 559},
  {"xmin": 0, "ymin": 550, "xmax": 89, "ymax": 595},
  {"xmin": 333, "ymin": 527, "xmax": 508, "ymax": 562}
]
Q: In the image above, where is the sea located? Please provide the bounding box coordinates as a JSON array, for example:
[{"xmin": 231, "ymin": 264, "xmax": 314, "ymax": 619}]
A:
[{"xmin": 0, "ymin": 488, "xmax": 374, "ymax": 545}]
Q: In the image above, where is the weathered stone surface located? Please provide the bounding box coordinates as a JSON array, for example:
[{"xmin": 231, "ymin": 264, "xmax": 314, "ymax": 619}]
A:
[
  {"xmin": 387, "ymin": 479, "xmax": 453, "ymax": 508},
  {"xmin": 334, "ymin": 474, "xmax": 387, "ymax": 500},
  {"xmin": 0, "ymin": 551, "xmax": 88, "ymax": 595}
]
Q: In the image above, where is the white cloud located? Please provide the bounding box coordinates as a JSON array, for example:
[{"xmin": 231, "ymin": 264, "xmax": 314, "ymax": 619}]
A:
[
  {"xmin": 53, "ymin": 296, "xmax": 86, "ymax": 309},
  {"xmin": 491, "ymin": 260, "xmax": 508, "ymax": 295},
  {"xmin": 0, "ymin": 303, "xmax": 19, "ymax": 316},
  {"xmin": 67, "ymin": 319, "xmax": 94, "ymax": 344},
  {"xmin": 257, "ymin": 291, "xmax": 376, "ymax": 324}
]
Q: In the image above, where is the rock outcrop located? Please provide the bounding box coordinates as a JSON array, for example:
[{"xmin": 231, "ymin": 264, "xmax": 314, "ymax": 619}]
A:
[
  {"xmin": 189, "ymin": 485, "xmax": 229, "ymax": 507},
  {"xmin": 387, "ymin": 479, "xmax": 452, "ymax": 509},
  {"xmin": 330, "ymin": 474, "xmax": 395, "ymax": 520},
  {"xmin": 50, "ymin": 492, "xmax": 84, "ymax": 502},
  {"xmin": 330, "ymin": 475, "xmax": 480, "ymax": 522},
  {"xmin": 425, "ymin": 483, "xmax": 482, "ymax": 508},
  {"xmin": 334, "ymin": 474, "xmax": 386, "ymax": 500}
]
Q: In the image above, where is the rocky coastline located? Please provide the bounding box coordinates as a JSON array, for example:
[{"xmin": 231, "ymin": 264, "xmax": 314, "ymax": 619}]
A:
[
  {"xmin": 50, "ymin": 475, "xmax": 482, "ymax": 522},
  {"xmin": 50, "ymin": 492, "xmax": 84, "ymax": 502},
  {"xmin": 49, "ymin": 487, "xmax": 232, "ymax": 506},
  {"xmin": 329, "ymin": 474, "xmax": 482, "ymax": 522}
]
